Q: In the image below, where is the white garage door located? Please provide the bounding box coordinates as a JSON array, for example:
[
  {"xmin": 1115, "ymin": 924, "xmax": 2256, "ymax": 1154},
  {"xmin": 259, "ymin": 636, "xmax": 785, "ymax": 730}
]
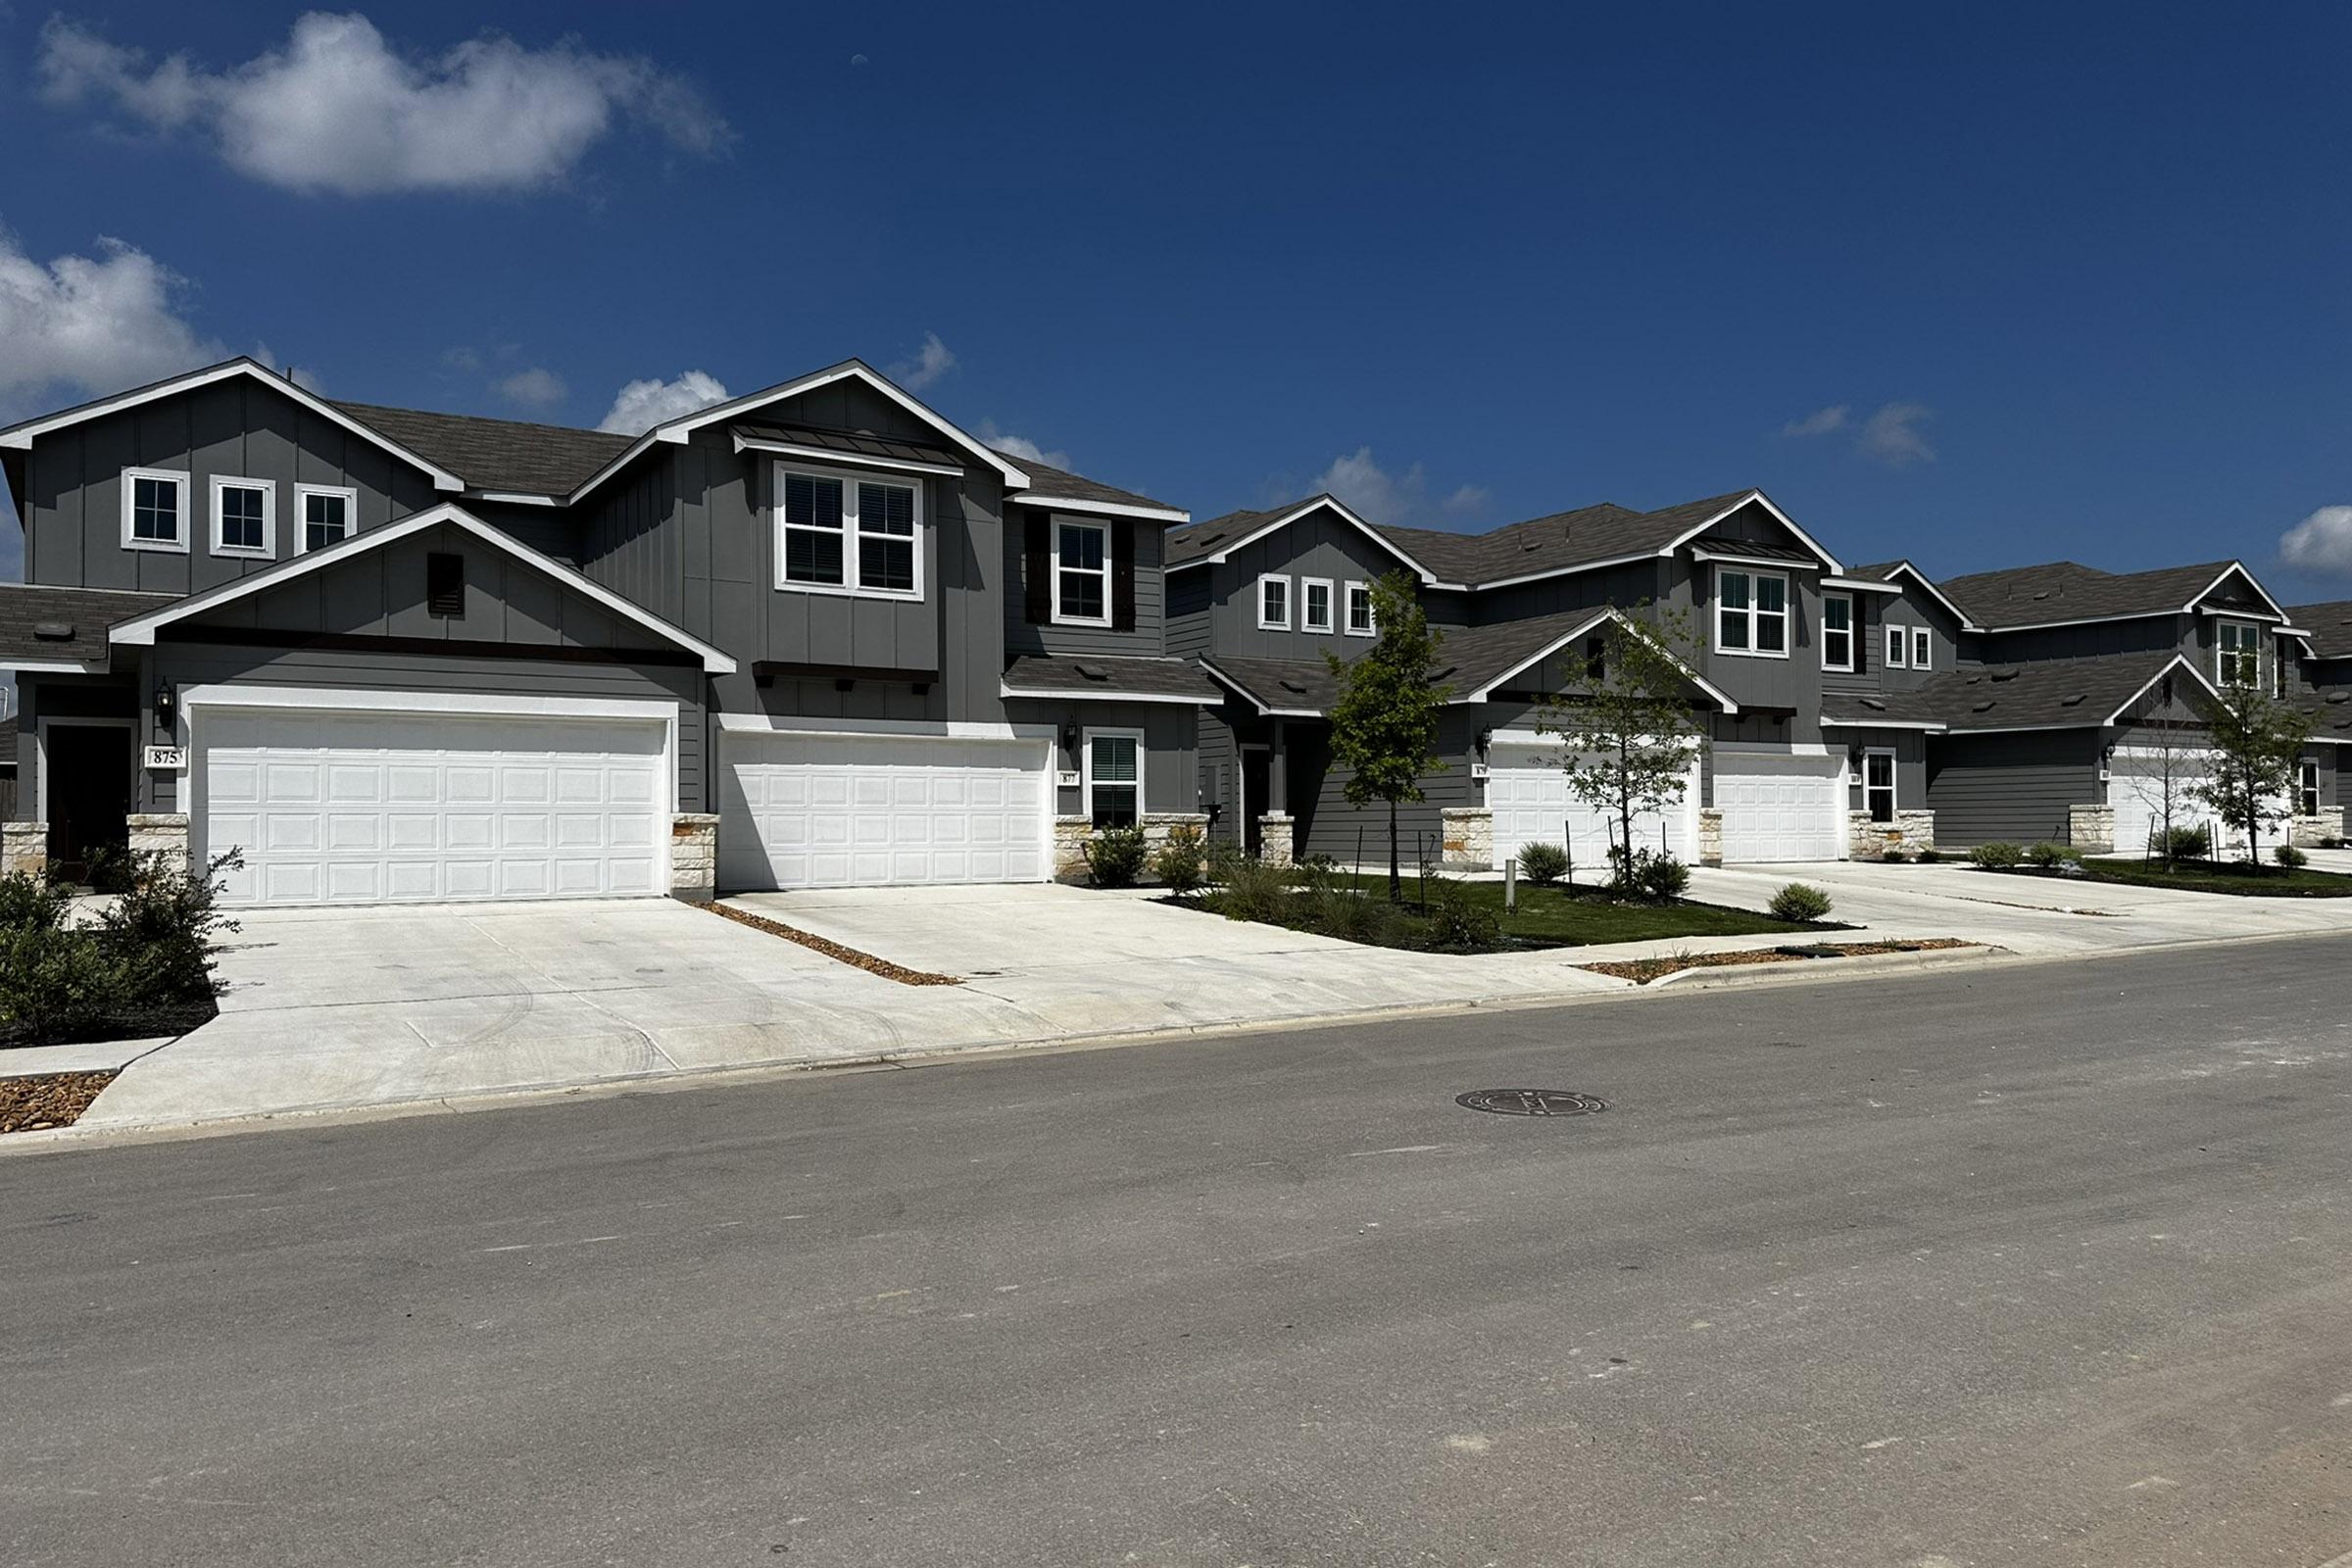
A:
[
  {"xmin": 720, "ymin": 730, "xmax": 1049, "ymax": 890},
  {"xmin": 1486, "ymin": 742, "xmax": 1694, "ymax": 871},
  {"xmin": 1716, "ymin": 749, "xmax": 1845, "ymax": 862},
  {"xmin": 2109, "ymin": 749, "xmax": 2283, "ymax": 856},
  {"xmin": 199, "ymin": 709, "xmax": 668, "ymax": 906}
]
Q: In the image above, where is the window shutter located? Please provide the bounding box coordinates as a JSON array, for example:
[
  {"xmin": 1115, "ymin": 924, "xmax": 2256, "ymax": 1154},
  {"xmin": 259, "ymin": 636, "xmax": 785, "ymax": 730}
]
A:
[
  {"xmin": 1024, "ymin": 515, "xmax": 1051, "ymax": 624},
  {"xmin": 1112, "ymin": 521, "xmax": 1137, "ymax": 632}
]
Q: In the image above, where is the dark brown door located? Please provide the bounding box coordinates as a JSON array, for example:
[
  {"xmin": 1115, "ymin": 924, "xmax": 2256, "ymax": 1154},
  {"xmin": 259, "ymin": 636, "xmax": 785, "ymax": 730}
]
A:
[{"xmin": 46, "ymin": 724, "xmax": 132, "ymax": 880}]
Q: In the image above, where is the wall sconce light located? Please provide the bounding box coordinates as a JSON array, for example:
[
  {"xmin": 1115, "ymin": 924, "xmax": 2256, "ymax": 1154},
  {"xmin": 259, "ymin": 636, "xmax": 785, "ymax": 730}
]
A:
[
  {"xmin": 154, "ymin": 682, "xmax": 176, "ymax": 731},
  {"xmin": 1061, "ymin": 722, "xmax": 1081, "ymax": 756},
  {"xmin": 1475, "ymin": 726, "xmax": 1494, "ymax": 760}
]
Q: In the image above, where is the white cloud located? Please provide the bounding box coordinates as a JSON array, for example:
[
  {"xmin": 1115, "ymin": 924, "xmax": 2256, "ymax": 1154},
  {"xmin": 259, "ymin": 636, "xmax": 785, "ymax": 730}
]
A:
[
  {"xmin": 889, "ymin": 331, "xmax": 956, "ymax": 391},
  {"xmin": 0, "ymin": 224, "xmax": 225, "ymax": 415},
  {"xmin": 1783, "ymin": 405, "xmax": 1849, "ymax": 438},
  {"xmin": 597, "ymin": 369, "xmax": 728, "ymax": 434},
  {"xmin": 1308, "ymin": 446, "xmax": 1486, "ymax": 526},
  {"xmin": 976, "ymin": 418, "xmax": 1070, "ymax": 471},
  {"xmin": 2280, "ymin": 506, "xmax": 2352, "ymax": 577},
  {"xmin": 37, "ymin": 12, "xmax": 729, "ymax": 196},
  {"xmin": 1858, "ymin": 402, "xmax": 1936, "ymax": 466},
  {"xmin": 495, "ymin": 367, "xmax": 566, "ymax": 411}
]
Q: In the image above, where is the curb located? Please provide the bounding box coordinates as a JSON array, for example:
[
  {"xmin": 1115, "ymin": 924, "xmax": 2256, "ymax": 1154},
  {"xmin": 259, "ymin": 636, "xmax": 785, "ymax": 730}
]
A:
[{"xmin": 1637, "ymin": 943, "xmax": 2005, "ymax": 992}]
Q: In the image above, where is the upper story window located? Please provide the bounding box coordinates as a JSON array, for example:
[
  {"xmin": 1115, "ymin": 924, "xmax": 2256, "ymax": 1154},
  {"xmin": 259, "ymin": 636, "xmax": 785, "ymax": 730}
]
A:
[
  {"xmin": 1054, "ymin": 520, "xmax": 1108, "ymax": 624},
  {"xmin": 1885, "ymin": 625, "xmax": 1909, "ymax": 668},
  {"xmin": 1910, "ymin": 627, "xmax": 1932, "ymax": 670},
  {"xmin": 1084, "ymin": 729, "xmax": 1143, "ymax": 828},
  {"xmin": 1300, "ymin": 577, "xmax": 1334, "ymax": 633},
  {"xmin": 1257, "ymin": 574, "xmax": 1291, "ymax": 630},
  {"xmin": 1345, "ymin": 580, "xmax": 1375, "ymax": 636},
  {"xmin": 296, "ymin": 484, "xmax": 356, "ymax": 553},
  {"xmin": 1715, "ymin": 567, "xmax": 1788, "ymax": 658},
  {"xmin": 212, "ymin": 476, "xmax": 273, "ymax": 559},
  {"xmin": 775, "ymin": 464, "xmax": 922, "ymax": 600},
  {"xmin": 1821, "ymin": 593, "xmax": 1854, "ymax": 671},
  {"xmin": 122, "ymin": 467, "xmax": 189, "ymax": 554},
  {"xmin": 2218, "ymin": 621, "xmax": 2263, "ymax": 688}
]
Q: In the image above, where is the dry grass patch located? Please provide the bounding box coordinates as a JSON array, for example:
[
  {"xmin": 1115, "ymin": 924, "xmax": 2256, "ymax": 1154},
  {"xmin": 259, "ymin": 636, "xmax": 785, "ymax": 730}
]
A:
[
  {"xmin": 0, "ymin": 1069, "xmax": 119, "ymax": 1135},
  {"xmin": 710, "ymin": 903, "xmax": 962, "ymax": 986},
  {"xmin": 1584, "ymin": 938, "xmax": 1975, "ymax": 985}
]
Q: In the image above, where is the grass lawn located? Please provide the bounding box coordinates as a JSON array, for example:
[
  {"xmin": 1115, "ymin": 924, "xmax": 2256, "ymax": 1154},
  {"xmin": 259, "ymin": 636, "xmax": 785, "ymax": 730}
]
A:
[
  {"xmin": 2071, "ymin": 858, "xmax": 2352, "ymax": 898},
  {"xmin": 1196, "ymin": 869, "xmax": 1821, "ymax": 951}
]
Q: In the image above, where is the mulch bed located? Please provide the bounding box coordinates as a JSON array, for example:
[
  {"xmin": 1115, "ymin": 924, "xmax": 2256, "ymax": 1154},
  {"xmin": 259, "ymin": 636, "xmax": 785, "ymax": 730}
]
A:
[
  {"xmin": 0, "ymin": 1070, "xmax": 120, "ymax": 1135},
  {"xmin": 1583, "ymin": 938, "xmax": 1975, "ymax": 985},
  {"xmin": 710, "ymin": 903, "xmax": 962, "ymax": 987},
  {"xmin": 0, "ymin": 998, "xmax": 220, "ymax": 1052}
]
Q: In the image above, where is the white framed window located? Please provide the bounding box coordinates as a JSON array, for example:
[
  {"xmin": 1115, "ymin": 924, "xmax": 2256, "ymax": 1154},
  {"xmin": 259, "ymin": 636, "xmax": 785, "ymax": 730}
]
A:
[
  {"xmin": 1863, "ymin": 748, "xmax": 1897, "ymax": 824},
  {"xmin": 1885, "ymin": 625, "xmax": 1909, "ymax": 668},
  {"xmin": 2218, "ymin": 620, "xmax": 2263, "ymax": 688},
  {"xmin": 774, "ymin": 463, "xmax": 923, "ymax": 600},
  {"xmin": 211, "ymin": 475, "xmax": 274, "ymax": 559},
  {"xmin": 1910, "ymin": 627, "xmax": 1932, "ymax": 670},
  {"xmin": 1083, "ymin": 727, "xmax": 1144, "ymax": 829},
  {"xmin": 121, "ymin": 467, "xmax": 190, "ymax": 553},
  {"xmin": 1300, "ymin": 576, "xmax": 1334, "ymax": 633},
  {"xmin": 2298, "ymin": 758, "xmax": 2321, "ymax": 817},
  {"xmin": 1715, "ymin": 566, "xmax": 1788, "ymax": 658},
  {"xmin": 294, "ymin": 484, "xmax": 357, "ymax": 553},
  {"xmin": 1053, "ymin": 519, "xmax": 1108, "ymax": 624},
  {"xmin": 1345, "ymin": 580, "xmax": 1375, "ymax": 636},
  {"xmin": 1257, "ymin": 574, "xmax": 1291, "ymax": 630},
  {"xmin": 1821, "ymin": 593, "xmax": 1854, "ymax": 671}
]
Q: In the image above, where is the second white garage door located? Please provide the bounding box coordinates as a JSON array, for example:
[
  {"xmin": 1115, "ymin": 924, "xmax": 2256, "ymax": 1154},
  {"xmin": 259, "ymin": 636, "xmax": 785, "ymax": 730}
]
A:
[
  {"xmin": 1485, "ymin": 741, "xmax": 1696, "ymax": 870},
  {"xmin": 719, "ymin": 730, "xmax": 1049, "ymax": 890},
  {"xmin": 1715, "ymin": 748, "xmax": 1845, "ymax": 862},
  {"xmin": 198, "ymin": 708, "xmax": 669, "ymax": 906}
]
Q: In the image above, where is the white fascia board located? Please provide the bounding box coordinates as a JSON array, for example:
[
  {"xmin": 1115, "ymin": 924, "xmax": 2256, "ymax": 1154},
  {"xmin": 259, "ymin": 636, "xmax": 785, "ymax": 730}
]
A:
[
  {"xmin": 2185, "ymin": 564, "xmax": 2289, "ymax": 620},
  {"xmin": 468, "ymin": 490, "xmax": 562, "ymax": 507},
  {"xmin": 1819, "ymin": 716, "xmax": 1948, "ymax": 732},
  {"xmin": 2103, "ymin": 654, "xmax": 2222, "ymax": 725},
  {"xmin": 1198, "ymin": 658, "xmax": 1274, "ymax": 714},
  {"xmin": 1944, "ymin": 721, "xmax": 2105, "ymax": 735},
  {"xmin": 1171, "ymin": 497, "xmax": 1439, "ymax": 583},
  {"xmin": 1463, "ymin": 607, "xmax": 1740, "ymax": 713},
  {"xmin": 1009, "ymin": 493, "xmax": 1191, "ymax": 524},
  {"xmin": 0, "ymin": 360, "xmax": 466, "ymax": 492},
  {"xmin": 1884, "ymin": 563, "xmax": 1985, "ymax": 631},
  {"xmin": 178, "ymin": 684, "xmax": 678, "ymax": 723},
  {"xmin": 717, "ymin": 712, "xmax": 1057, "ymax": 742},
  {"xmin": 1, "ymin": 657, "xmax": 111, "ymax": 674},
  {"xmin": 1819, "ymin": 575, "xmax": 1903, "ymax": 595},
  {"xmin": 1457, "ymin": 550, "xmax": 1654, "ymax": 593},
  {"xmin": 1661, "ymin": 490, "xmax": 1844, "ymax": 574},
  {"xmin": 1714, "ymin": 740, "xmax": 1835, "ymax": 757},
  {"xmin": 734, "ymin": 431, "xmax": 966, "ymax": 478},
  {"xmin": 108, "ymin": 501, "xmax": 738, "ymax": 673},
  {"xmin": 1687, "ymin": 548, "xmax": 1824, "ymax": 572},
  {"xmin": 999, "ymin": 681, "xmax": 1215, "ymax": 706}
]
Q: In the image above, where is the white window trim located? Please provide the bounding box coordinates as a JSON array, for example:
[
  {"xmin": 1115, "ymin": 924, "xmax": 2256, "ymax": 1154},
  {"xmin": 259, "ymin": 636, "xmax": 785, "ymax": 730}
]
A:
[
  {"xmin": 1862, "ymin": 746, "xmax": 1898, "ymax": 823},
  {"xmin": 2298, "ymin": 758, "xmax": 2321, "ymax": 817},
  {"xmin": 1885, "ymin": 625, "xmax": 1909, "ymax": 668},
  {"xmin": 210, "ymin": 475, "xmax": 276, "ymax": 560},
  {"xmin": 1820, "ymin": 592, "xmax": 1855, "ymax": 672},
  {"xmin": 293, "ymin": 483, "xmax": 360, "ymax": 555},
  {"xmin": 1257, "ymin": 573, "xmax": 1292, "ymax": 631},
  {"xmin": 1344, "ymin": 579, "xmax": 1376, "ymax": 637},
  {"xmin": 771, "ymin": 460, "xmax": 926, "ymax": 602},
  {"xmin": 1910, "ymin": 626, "xmax": 1932, "ymax": 671},
  {"xmin": 2217, "ymin": 619, "xmax": 2265, "ymax": 689},
  {"xmin": 1081, "ymin": 725, "xmax": 1146, "ymax": 825},
  {"xmin": 1299, "ymin": 576, "xmax": 1335, "ymax": 634},
  {"xmin": 1714, "ymin": 565, "xmax": 1789, "ymax": 660},
  {"xmin": 121, "ymin": 466, "xmax": 191, "ymax": 554},
  {"xmin": 1051, "ymin": 517, "xmax": 1110, "ymax": 626}
]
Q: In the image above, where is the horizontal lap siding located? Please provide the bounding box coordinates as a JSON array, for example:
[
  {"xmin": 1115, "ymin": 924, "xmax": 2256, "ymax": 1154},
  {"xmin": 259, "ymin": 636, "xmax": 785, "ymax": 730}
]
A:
[
  {"xmin": 1924, "ymin": 731, "xmax": 2099, "ymax": 846},
  {"xmin": 1292, "ymin": 709, "xmax": 1479, "ymax": 864}
]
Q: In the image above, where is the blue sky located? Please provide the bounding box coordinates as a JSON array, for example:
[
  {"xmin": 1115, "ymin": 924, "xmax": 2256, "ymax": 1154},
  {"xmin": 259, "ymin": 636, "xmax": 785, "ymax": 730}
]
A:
[{"xmin": 2, "ymin": 2, "xmax": 2348, "ymax": 598}]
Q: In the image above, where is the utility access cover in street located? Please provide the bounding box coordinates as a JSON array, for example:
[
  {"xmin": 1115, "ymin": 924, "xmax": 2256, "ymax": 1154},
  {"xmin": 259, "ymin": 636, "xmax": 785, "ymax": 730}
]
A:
[{"xmin": 1454, "ymin": 1089, "xmax": 1608, "ymax": 1117}]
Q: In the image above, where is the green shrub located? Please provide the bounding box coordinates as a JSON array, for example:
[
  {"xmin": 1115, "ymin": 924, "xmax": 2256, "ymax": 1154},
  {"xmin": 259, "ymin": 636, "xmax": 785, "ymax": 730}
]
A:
[
  {"xmin": 1915, "ymin": 848, "xmax": 1942, "ymax": 863},
  {"xmin": 1968, "ymin": 842, "xmax": 2022, "ymax": 869},
  {"xmin": 1424, "ymin": 878, "xmax": 1501, "ymax": 950},
  {"xmin": 1517, "ymin": 842, "xmax": 1569, "ymax": 886},
  {"xmin": 1880, "ymin": 848, "xmax": 1907, "ymax": 863},
  {"xmin": 1080, "ymin": 823, "xmax": 1150, "ymax": 888},
  {"xmin": 1152, "ymin": 823, "xmax": 1206, "ymax": 893},
  {"xmin": 2024, "ymin": 841, "xmax": 2081, "ymax": 869},
  {"xmin": 1768, "ymin": 882, "xmax": 1835, "ymax": 921},
  {"xmin": 2275, "ymin": 843, "xmax": 2309, "ymax": 869},
  {"xmin": 1315, "ymin": 887, "xmax": 1410, "ymax": 946},
  {"xmin": 1212, "ymin": 853, "xmax": 1297, "ymax": 924},
  {"xmin": 1635, "ymin": 853, "xmax": 1690, "ymax": 901},
  {"xmin": 0, "ymin": 922, "xmax": 128, "ymax": 1037},
  {"xmin": 94, "ymin": 851, "xmax": 242, "ymax": 1005},
  {"xmin": 0, "ymin": 870, "xmax": 72, "ymax": 934},
  {"xmin": 2161, "ymin": 824, "xmax": 2212, "ymax": 860}
]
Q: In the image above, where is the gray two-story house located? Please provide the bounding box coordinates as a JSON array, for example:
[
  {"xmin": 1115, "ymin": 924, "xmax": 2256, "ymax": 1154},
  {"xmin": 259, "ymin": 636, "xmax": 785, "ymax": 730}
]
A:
[{"xmin": 0, "ymin": 357, "xmax": 1213, "ymax": 905}]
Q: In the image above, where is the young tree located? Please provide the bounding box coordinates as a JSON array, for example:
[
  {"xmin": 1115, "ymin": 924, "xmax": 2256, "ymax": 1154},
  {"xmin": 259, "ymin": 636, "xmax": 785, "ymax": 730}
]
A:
[
  {"xmin": 2191, "ymin": 678, "xmax": 2313, "ymax": 867},
  {"xmin": 1324, "ymin": 572, "xmax": 1451, "ymax": 903},
  {"xmin": 2119, "ymin": 672, "xmax": 2202, "ymax": 867},
  {"xmin": 1537, "ymin": 605, "xmax": 1710, "ymax": 895}
]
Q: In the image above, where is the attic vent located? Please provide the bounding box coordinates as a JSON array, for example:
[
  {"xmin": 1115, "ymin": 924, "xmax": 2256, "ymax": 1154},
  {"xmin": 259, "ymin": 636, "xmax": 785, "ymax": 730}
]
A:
[
  {"xmin": 1521, "ymin": 536, "xmax": 1543, "ymax": 552},
  {"xmin": 2032, "ymin": 591, "xmax": 2051, "ymax": 601},
  {"xmin": 1279, "ymin": 679, "xmax": 1308, "ymax": 695},
  {"xmin": 2060, "ymin": 693, "xmax": 2087, "ymax": 707},
  {"xmin": 2330, "ymin": 691, "xmax": 2350, "ymax": 705},
  {"xmin": 1860, "ymin": 697, "xmax": 1887, "ymax": 711},
  {"xmin": 1072, "ymin": 662, "xmax": 1110, "ymax": 682},
  {"xmin": 1989, "ymin": 669, "xmax": 2020, "ymax": 682},
  {"xmin": 1972, "ymin": 701, "xmax": 1996, "ymax": 712},
  {"xmin": 30, "ymin": 622, "xmax": 74, "ymax": 642},
  {"xmin": 1197, "ymin": 530, "xmax": 1225, "ymax": 547},
  {"xmin": 426, "ymin": 552, "xmax": 465, "ymax": 618}
]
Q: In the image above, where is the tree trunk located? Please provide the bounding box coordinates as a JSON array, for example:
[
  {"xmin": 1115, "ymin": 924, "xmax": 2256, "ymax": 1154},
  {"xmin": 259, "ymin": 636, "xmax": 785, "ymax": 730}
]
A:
[{"xmin": 1387, "ymin": 798, "xmax": 1401, "ymax": 904}]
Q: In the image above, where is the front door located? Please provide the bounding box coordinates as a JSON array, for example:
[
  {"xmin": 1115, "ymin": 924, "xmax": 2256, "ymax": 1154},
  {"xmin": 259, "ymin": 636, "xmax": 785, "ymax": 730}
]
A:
[
  {"xmin": 46, "ymin": 723, "xmax": 132, "ymax": 881},
  {"xmin": 1241, "ymin": 748, "xmax": 1270, "ymax": 856}
]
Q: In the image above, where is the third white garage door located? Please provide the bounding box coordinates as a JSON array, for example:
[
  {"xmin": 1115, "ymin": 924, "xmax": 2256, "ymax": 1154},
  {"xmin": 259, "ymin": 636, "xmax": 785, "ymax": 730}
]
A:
[
  {"xmin": 1714, "ymin": 748, "xmax": 1845, "ymax": 862},
  {"xmin": 718, "ymin": 730, "xmax": 1049, "ymax": 890}
]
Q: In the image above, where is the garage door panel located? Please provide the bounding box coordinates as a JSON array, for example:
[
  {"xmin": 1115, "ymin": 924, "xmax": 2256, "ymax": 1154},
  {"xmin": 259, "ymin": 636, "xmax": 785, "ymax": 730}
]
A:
[{"xmin": 200, "ymin": 709, "xmax": 668, "ymax": 906}]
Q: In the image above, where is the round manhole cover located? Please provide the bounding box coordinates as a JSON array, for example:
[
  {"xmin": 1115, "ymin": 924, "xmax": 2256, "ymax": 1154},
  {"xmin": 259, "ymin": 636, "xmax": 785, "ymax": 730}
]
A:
[{"xmin": 1455, "ymin": 1089, "xmax": 1608, "ymax": 1118}]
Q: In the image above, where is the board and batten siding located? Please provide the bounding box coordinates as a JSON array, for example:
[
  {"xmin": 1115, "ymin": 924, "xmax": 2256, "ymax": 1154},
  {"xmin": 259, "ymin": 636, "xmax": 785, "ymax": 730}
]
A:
[
  {"xmin": 1198, "ymin": 511, "xmax": 1420, "ymax": 663},
  {"xmin": 1004, "ymin": 507, "xmax": 1167, "ymax": 659},
  {"xmin": 1923, "ymin": 730, "xmax": 2099, "ymax": 846}
]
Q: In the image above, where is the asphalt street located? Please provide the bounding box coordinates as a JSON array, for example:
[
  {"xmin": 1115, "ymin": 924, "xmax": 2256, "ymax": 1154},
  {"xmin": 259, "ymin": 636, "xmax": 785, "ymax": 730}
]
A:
[{"xmin": 6, "ymin": 938, "xmax": 2351, "ymax": 1566}]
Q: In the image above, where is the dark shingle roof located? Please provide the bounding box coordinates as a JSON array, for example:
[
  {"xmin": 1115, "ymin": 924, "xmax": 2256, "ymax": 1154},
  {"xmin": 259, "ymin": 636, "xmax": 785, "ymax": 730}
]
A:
[
  {"xmin": 1008, "ymin": 456, "xmax": 1182, "ymax": 515},
  {"xmin": 2287, "ymin": 602, "xmax": 2352, "ymax": 660},
  {"xmin": 1826, "ymin": 651, "xmax": 2190, "ymax": 733},
  {"xmin": 0, "ymin": 583, "xmax": 177, "ymax": 663},
  {"xmin": 1840, "ymin": 561, "xmax": 1907, "ymax": 581},
  {"xmin": 1936, "ymin": 561, "xmax": 2263, "ymax": 630},
  {"xmin": 1204, "ymin": 608, "xmax": 1671, "ymax": 715},
  {"xmin": 1202, "ymin": 655, "xmax": 1342, "ymax": 712},
  {"xmin": 740, "ymin": 421, "xmax": 960, "ymax": 469},
  {"xmin": 332, "ymin": 402, "xmax": 632, "ymax": 497},
  {"xmin": 1001, "ymin": 654, "xmax": 1217, "ymax": 702}
]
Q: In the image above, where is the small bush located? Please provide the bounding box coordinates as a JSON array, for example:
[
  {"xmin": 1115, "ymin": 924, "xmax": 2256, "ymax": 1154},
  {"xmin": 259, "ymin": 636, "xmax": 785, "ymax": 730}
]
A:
[
  {"xmin": 1080, "ymin": 823, "xmax": 1150, "ymax": 888},
  {"xmin": 1914, "ymin": 847, "xmax": 1942, "ymax": 863},
  {"xmin": 1517, "ymin": 843, "xmax": 1569, "ymax": 887},
  {"xmin": 1880, "ymin": 848, "xmax": 1908, "ymax": 863},
  {"xmin": 2321, "ymin": 835, "xmax": 2349, "ymax": 850},
  {"xmin": 1212, "ymin": 854, "xmax": 1297, "ymax": 924},
  {"xmin": 1152, "ymin": 823, "xmax": 1206, "ymax": 893},
  {"xmin": 1635, "ymin": 853, "xmax": 1691, "ymax": 901},
  {"xmin": 1969, "ymin": 842, "xmax": 2022, "ymax": 869},
  {"xmin": 2275, "ymin": 843, "xmax": 2309, "ymax": 869},
  {"xmin": 1316, "ymin": 887, "xmax": 1410, "ymax": 947},
  {"xmin": 95, "ymin": 851, "xmax": 242, "ymax": 1004},
  {"xmin": 0, "ymin": 870, "xmax": 73, "ymax": 934},
  {"xmin": 2024, "ymin": 841, "xmax": 2081, "ymax": 869},
  {"xmin": 0, "ymin": 922, "xmax": 129, "ymax": 1038},
  {"xmin": 1768, "ymin": 882, "xmax": 1835, "ymax": 921},
  {"xmin": 2160, "ymin": 824, "xmax": 2212, "ymax": 860},
  {"xmin": 1424, "ymin": 878, "xmax": 1502, "ymax": 950}
]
